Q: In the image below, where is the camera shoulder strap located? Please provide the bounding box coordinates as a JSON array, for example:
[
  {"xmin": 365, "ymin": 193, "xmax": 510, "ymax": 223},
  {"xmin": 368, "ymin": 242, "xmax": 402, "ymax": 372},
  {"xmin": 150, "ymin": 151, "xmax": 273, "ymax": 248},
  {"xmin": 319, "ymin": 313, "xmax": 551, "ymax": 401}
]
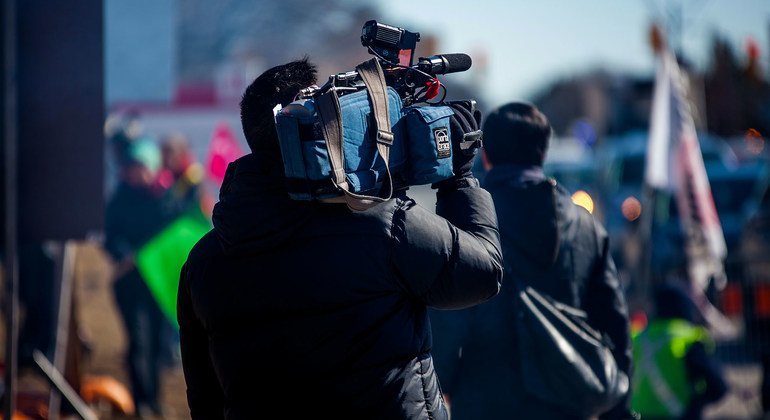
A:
[{"xmin": 317, "ymin": 58, "xmax": 394, "ymax": 212}]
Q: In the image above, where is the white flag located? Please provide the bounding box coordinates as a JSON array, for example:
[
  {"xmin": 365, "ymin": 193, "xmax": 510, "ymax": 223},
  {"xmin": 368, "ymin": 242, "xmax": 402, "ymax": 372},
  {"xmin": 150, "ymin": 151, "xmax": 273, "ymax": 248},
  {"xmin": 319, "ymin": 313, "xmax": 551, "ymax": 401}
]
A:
[{"xmin": 644, "ymin": 48, "xmax": 728, "ymax": 290}]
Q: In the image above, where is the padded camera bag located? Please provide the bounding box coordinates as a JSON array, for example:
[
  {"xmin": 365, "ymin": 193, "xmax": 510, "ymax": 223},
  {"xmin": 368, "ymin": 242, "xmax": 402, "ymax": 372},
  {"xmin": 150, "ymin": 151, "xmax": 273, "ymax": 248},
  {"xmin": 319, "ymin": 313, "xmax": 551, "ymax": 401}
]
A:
[{"xmin": 274, "ymin": 58, "xmax": 456, "ymax": 210}]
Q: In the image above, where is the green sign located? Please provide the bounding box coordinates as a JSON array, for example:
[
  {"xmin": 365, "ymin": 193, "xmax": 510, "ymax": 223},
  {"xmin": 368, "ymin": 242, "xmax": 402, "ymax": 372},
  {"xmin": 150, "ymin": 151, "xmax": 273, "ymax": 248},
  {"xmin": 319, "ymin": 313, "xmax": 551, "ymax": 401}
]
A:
[{"xmin": 136, "ymin": 215, "xmax": 210, "ymax": 327}]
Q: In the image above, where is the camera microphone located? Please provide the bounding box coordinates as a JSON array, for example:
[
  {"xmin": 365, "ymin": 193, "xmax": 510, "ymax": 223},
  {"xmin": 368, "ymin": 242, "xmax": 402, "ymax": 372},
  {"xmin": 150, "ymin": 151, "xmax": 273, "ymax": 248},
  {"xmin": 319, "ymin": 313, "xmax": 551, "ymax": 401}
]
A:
[{"xmin": 416, "ymin": 53, "xmax": 472, "ymax": 75}]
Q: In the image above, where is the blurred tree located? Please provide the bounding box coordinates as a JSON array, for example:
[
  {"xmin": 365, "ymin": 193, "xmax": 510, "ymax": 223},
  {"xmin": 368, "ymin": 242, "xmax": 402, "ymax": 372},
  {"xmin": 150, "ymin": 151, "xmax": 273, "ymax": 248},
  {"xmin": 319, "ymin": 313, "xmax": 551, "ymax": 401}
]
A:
[
  {"xmin": 704, "ymin": 36, "xmax": 770, "ymax": 137},
  {"xmin": 530, "ymin": 70, "xmax": 654, "ymax": 142}
]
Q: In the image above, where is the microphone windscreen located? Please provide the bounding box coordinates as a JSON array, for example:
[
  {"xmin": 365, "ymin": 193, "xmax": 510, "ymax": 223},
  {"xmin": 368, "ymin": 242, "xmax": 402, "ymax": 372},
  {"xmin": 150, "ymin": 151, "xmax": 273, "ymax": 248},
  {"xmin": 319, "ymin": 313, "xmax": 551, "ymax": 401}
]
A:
[{"xmin": 443, "ymin": 53, "xmax": 472, "ymax": 74}]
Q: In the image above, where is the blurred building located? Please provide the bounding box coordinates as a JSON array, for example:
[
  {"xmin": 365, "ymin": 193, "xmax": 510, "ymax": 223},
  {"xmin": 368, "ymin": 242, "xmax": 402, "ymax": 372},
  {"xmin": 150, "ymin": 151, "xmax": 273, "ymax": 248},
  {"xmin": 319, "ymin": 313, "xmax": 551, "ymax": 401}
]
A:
[
  {"xmin": 106, "ymin": 0, "xmax": 383, "ymax": 108},
  {"xmin": 105, "ymin": 0, "xmax": 177, "ymax": 105},
  {"xmin": 531, "ymin": 69, "xmax": 656, "ymax": 143}
]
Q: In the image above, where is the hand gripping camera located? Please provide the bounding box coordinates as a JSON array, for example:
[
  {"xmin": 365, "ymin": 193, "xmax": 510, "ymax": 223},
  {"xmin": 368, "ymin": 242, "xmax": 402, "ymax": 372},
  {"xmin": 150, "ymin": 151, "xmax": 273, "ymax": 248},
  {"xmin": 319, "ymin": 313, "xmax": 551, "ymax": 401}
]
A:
[{"xmin": 274, "ymin": 21, "xmax": 480, "ymax": 211}]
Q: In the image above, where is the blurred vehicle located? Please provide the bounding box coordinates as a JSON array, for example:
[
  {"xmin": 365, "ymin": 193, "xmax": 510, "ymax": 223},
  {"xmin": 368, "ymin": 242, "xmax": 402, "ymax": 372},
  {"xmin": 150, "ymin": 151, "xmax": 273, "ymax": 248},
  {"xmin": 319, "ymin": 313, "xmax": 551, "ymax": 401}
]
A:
[
  {"xmin": 543, "ymin": 138, "xmax": 602, "ymax": 220},
  {"xmin": 738, "ymin": 166, "xmax": 770, "ymax": 304},
  {"xmin": 737, "ymin": 168, "xmax": 770, "ymax": 412},
  {"xmin": 597, "ymin": 131, "xmax": 737, "ymax": 275},
  {"xmin": 647, "ymin": 162, "xmax": 766, "ymax": 281},
  {"xmin": 710, "ymin": 163, "xmax": 768, "ymax": 282}
]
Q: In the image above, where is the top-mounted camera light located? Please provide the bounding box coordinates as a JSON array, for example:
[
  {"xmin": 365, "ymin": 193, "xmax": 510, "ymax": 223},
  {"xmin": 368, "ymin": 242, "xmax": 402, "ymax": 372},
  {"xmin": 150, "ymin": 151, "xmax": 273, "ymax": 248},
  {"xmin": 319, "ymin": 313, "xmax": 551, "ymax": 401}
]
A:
[{"xmin": 361, "ymin": 20, "xmax": 420, "ymax": 66}]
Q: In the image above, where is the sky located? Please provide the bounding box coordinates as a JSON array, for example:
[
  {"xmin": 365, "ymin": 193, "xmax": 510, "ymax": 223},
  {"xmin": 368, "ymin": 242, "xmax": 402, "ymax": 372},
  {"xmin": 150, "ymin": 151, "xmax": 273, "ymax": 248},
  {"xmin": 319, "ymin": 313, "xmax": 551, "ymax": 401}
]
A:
[{"xmin": 376, "ymin": 0, "xmax": 770, "ymax": 108}]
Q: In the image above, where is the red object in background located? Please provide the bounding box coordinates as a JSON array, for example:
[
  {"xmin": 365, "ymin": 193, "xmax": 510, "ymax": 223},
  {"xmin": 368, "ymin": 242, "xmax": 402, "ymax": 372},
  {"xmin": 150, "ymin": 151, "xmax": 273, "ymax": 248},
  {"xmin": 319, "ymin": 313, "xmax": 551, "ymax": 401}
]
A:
[
  {"xmin": 630, "ymin": 310, "xmax": 648, "ymax": 334},
  {"xmin": 206, "ymin": 122, "xmax": 245, "ymax": 184},
  {"xmin": 174, "ymin": 82, "xmax": 217, "ymax": 106},
  {"xmin": 746, "ymin": 37, "xmax": 761, "ymax": 61},
  {"xmin": 721, "ymin": 283, "xmax": 743, "ymax": 317},
  {"xmin": 755, "ymin": 284, "xmax": 770, "ymax": 319}
]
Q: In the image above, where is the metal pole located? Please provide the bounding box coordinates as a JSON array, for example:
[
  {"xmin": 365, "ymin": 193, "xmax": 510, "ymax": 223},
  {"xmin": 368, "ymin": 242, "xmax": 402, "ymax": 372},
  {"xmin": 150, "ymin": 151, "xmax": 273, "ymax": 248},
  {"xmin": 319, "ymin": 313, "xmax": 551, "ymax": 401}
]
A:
[
  {"xmin": 636, "ymin": 184, "xmax": 658, "ymax": 312},
  {"xmin": 33, "ymin": 351, "xmax": 97, "ymax": 420},
  {"xmin": 48, "ymin": 241, "xmax": 76, "ymax": 420},
  {"xmin": 3, "ymin": 0, "xmax": 19, "ymax": 418}
]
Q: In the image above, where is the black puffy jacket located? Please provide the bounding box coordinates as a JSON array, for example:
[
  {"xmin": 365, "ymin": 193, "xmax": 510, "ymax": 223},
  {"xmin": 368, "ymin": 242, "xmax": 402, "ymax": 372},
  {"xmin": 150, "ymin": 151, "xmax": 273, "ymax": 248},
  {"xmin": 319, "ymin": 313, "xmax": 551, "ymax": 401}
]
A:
[
  {"xmin": 177, "ymin": 153, "xmax": 503, "ymax": 419},
  {"xmin": 430, "ymin": 164, "xmax": 632, "ymax": 419}
]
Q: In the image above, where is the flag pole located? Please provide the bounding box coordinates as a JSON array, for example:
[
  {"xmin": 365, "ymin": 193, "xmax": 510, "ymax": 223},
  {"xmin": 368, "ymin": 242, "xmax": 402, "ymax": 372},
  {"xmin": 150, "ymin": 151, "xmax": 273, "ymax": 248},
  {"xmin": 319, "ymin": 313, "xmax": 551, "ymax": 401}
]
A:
[
  {"xmin": 636, "ymin": 184, "xmax": 657, "ymax": 312},
  {"xmin": 636, "ymin": 23, "xmax": 667, "ymax": 312}
]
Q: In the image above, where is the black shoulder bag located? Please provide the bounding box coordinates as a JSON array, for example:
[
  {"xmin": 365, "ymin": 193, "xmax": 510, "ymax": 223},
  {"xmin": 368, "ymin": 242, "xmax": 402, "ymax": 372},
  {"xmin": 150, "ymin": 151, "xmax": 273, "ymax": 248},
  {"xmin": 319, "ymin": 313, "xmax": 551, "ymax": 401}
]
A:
[{"xmin": 514, "ymin": 182, "xmax": 629, "ymax": 417}]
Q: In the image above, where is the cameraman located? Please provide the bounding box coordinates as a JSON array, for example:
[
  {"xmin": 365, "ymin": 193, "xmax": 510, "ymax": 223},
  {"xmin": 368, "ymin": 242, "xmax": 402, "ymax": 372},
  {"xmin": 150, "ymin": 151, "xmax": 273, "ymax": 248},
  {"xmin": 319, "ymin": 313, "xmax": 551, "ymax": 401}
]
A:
[{"xmin": 177, "ymin": 59, "xmax": 503, "ymax": 419}]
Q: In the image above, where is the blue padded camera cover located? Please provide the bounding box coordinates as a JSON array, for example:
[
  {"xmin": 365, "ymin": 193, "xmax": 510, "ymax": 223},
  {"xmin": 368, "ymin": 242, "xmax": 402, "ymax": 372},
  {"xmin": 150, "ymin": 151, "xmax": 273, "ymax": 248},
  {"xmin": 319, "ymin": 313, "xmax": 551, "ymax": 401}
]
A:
[
  {"xmin": 275, "ymin": 87, "xmax": 405, "ymax": 200},
  {"xmin": 403, "ymin": 105, "xmax": 455, "ymax": 185}
]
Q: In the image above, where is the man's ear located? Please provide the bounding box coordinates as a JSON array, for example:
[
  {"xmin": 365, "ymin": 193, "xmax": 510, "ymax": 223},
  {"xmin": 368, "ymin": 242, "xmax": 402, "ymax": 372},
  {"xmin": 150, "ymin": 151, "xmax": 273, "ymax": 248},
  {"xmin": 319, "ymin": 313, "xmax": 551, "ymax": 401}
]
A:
[{"xmin": 481, "ymin": 149, "xmax": 493, "ymax": 172}]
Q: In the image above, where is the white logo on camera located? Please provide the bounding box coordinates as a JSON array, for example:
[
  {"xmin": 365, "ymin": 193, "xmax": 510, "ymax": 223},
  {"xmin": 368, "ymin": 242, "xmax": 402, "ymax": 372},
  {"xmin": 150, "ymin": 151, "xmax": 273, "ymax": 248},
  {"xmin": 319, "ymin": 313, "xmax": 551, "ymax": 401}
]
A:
[{"xmin": 435, "ymin": 128, "xmax": 450, "ymax": 158}]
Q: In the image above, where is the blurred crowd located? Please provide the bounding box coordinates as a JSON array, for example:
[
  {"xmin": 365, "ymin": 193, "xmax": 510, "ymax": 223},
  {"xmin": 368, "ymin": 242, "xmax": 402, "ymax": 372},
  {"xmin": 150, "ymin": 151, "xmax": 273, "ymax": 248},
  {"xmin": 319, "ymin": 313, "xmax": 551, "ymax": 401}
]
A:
[
  {"xmin": 103, "ymin": 118, "xmax": 207, "ymax": 417},
  {"xmin": 14, "ymin": 114, "xmax": 213, "ymax": 418}
]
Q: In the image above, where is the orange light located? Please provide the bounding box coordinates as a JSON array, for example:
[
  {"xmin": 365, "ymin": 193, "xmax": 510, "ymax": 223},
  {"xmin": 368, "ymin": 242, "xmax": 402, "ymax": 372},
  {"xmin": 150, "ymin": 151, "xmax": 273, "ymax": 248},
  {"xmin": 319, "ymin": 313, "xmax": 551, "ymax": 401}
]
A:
[
  {"xmin": 571, "ymin": 190, "xmax": 594, "ymax": 214},
  {"xmin": 621, "ymin": 196, "xmax": 642, "ymax": 221},
  {"xmin": 745, "ymin": 128, "xmax": 765, "ymax": 155}
]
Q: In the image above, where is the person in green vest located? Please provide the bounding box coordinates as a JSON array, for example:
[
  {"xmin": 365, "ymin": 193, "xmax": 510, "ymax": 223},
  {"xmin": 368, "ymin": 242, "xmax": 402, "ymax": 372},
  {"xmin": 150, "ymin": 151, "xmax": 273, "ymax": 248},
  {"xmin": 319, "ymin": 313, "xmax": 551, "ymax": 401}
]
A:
[{"xmin": 632, "ymin": 282, "xmax": 728, "ymax": 419}]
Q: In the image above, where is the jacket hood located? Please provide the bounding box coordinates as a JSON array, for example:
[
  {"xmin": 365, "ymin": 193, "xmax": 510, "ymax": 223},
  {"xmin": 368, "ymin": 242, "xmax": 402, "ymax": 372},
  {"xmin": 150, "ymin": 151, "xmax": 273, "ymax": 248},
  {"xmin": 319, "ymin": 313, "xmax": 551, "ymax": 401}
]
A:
[
  {"xmin": 484, "ymin": 166, "xmax": 574, "ymax": 269},
  {"xmin": 212, "ymin": 153, "xmax": 314, "ymax": 255}
]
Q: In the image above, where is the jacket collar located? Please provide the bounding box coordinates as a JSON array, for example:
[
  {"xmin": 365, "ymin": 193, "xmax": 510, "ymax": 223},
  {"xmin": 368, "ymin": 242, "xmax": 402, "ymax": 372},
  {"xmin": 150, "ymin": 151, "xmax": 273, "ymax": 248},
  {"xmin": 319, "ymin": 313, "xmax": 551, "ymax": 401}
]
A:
[{"xmin": 484, "ymin": 164, "xmax": 546, "ymax": 188}]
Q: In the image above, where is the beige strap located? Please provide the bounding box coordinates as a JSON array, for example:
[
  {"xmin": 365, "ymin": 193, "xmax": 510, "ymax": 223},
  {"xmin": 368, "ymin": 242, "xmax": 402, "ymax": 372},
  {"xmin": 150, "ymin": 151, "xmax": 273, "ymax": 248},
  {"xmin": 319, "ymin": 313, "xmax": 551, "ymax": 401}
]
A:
[{"xmin": 317, "ymin": 58, "xmax": 394, "ymax": 211}]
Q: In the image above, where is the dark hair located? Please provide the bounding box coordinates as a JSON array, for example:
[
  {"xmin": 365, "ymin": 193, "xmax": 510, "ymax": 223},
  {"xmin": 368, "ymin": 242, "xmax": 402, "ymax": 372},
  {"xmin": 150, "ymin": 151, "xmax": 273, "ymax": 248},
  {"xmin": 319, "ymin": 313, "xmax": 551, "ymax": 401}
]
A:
[
  {"xmin": 654, "ymin": 282, "xmax": 696, "ymax": 322},
  {"xmin": 482, "ymin": 102, "xmax": 551, "ymax": 166},
  {"xmin": 240, "ymin": 58, "xmax": 317, "ymax": 152}
]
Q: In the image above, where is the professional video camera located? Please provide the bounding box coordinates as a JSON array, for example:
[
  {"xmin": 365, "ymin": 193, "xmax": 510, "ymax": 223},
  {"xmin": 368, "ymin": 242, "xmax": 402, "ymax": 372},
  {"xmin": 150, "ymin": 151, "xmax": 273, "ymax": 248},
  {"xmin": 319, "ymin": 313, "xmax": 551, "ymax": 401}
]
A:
[
  {"xmin": 298, "ymin": 20, "xmax": 473, "ymax": 105},
  {"xmin": 275, "ymin": 21, "xmax": 481, "ymax": 210}
]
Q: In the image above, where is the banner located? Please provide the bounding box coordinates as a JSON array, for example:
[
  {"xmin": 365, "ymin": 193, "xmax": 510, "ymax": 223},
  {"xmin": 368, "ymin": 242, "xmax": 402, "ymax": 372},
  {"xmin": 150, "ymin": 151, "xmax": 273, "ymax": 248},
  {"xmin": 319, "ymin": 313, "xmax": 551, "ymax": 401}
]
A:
[{"xmin": 644, "ymin": 47, "xmax": 727, "ymax": 291}]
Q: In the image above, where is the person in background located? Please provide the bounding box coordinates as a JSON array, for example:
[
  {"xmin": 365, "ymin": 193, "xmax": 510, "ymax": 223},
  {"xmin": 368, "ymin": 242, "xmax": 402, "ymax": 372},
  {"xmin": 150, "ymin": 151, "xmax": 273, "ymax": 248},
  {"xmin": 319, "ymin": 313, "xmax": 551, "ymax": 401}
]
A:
[
  {"xmin": 159, "ymin": 132, "xmax": 204, "ymax": 218},
  {"xmin": 104, "ymin": 138, "xmax": 168, "ymax": 417},
  {"xmin": 741, "ymin": 183, "xmax": 770, "ymax": 418},
  {"xmin": 430, "ymin": 102, "xmax": 633, "ymax": 419},
  {"xmin": 632, "ymin": 282, "xmax": 728, "ymax": 419}
]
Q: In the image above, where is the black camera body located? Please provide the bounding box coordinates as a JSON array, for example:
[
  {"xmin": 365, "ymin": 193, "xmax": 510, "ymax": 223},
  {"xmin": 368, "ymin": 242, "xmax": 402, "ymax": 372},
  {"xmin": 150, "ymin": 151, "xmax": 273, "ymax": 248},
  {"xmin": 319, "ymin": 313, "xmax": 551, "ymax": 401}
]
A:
[{"xmin": 300, "ymin": 21, "xmax": 472, "ymax": 107}]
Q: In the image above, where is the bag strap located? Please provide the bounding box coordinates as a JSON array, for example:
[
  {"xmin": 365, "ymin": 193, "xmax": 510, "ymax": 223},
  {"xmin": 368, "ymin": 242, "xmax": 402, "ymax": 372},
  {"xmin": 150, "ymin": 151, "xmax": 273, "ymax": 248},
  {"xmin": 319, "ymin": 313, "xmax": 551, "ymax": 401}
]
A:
[{"xmin": 316, "ymin": 58, "xmax": 394, "ymax": 212}]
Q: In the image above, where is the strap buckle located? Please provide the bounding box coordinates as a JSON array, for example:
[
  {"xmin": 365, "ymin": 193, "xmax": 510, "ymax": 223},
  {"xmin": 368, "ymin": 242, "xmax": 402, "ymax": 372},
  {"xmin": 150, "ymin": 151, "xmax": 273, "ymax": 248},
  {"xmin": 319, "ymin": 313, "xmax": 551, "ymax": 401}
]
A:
[
  {"xmin": 376, "ymin": 130, "xmax": 394, "ymax": 146},
  {"xmin": 460, "ymin": 130, "xmax": 483, "ymax": 155}
]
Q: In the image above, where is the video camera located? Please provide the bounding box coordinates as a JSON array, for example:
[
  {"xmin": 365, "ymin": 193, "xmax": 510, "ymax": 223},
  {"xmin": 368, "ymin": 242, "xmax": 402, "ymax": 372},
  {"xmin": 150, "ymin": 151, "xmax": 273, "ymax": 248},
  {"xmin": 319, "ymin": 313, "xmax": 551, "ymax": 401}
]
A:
[
  {"xmin": 298, "ymin": 20, "xmax": 473, "ymax": 106},
  {"xmin": 275, "ymin": 21, "xmax": 480, "ymax": 208}
]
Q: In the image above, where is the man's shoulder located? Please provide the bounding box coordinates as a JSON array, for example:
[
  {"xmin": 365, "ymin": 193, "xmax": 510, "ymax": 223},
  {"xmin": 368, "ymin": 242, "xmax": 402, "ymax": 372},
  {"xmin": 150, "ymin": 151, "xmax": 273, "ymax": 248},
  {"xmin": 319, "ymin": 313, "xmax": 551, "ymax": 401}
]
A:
[
  {"xmin": 309, "ymin": 195, "xmax": 414, "ymax": 237},
  {"xmin": 185, "ymin": 229, "xmax": 222, "ymax": 269}
]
